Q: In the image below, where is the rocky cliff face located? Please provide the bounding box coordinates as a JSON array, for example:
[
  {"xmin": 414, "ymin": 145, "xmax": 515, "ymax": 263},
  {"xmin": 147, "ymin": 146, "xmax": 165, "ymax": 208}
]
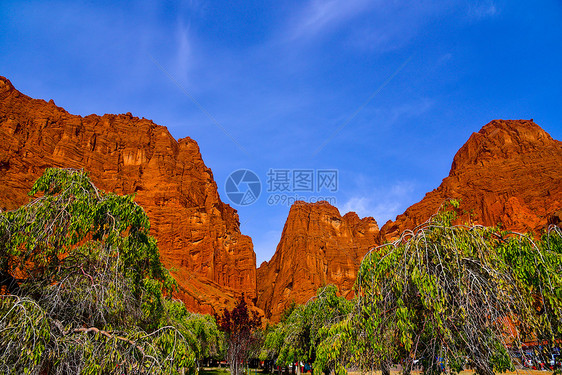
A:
[
  {"xmin": 258, "ymin": 120, "xmax": 561, "ymax": 321},
  {"xmin": 2, "ymin": 77, "xmax": 559, "ymax": 320},
  {"xmin": 381, "ymin": 119, "xmax": 562, "ymax": 239},
  {"xmin": 0, "ymin": 76, "xmax": 256, "ymax": 313},
  {"xmin": 257, "ymin": 201, "xmax": 379, "ymax": 321}
]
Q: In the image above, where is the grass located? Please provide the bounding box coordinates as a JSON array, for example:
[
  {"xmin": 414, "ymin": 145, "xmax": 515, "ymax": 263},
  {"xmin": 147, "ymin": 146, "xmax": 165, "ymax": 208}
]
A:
[{"xmin": 200, "ymin": 368, "xmax": 231, "ymax": 375}]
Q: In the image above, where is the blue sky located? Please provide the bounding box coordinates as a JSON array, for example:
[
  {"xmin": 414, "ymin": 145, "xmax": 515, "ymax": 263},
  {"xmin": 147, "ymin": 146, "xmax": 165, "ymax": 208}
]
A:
[{"xmin": 1, "ymin": 1, "xmax": 561, "ymax": 265}]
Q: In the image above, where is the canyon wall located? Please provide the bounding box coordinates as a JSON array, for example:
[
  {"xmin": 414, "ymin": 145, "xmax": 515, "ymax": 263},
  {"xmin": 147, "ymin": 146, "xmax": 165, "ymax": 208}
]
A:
[
  {"xmin": 259, "ymin": 119, "xmax": 561, "ymax": 321},
  {"xmin": 0, "ymin": 76, "xmax": 256, "ymax": 313},
  {"xmin": 257, "ymin": 201, "xmax": 379, "ymax": 321},
  {"xmin": 2, "ymin": 76, "xmax": 560, "ymax": 320}
]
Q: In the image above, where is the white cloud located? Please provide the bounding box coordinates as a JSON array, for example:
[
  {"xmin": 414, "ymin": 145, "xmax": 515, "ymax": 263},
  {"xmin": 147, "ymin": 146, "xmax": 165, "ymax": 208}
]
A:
[
  {"xmin": 339, "ymin": 181, "xmax": 416, "ymax": 224},
  {"xmin": 389, "ymin": 98, "xmax": 435, "ymax": 124},
  {"xmin": 174, "ymin": 19, "xmax": 194, "ymax": 83},
  {"xmin": 287, "ymin": 0, "xmax": 374, "ymax": 41},
  {"xmin": 341, "ymin": 196, "xmax": 369, "ymax": 216},
  {"xmin": 468, "ymin": 1, "xmax": 499, "ymax": 20},
  {"xmin": 282, "ymin": 1, "xmax": 471, "ymax": 57}
]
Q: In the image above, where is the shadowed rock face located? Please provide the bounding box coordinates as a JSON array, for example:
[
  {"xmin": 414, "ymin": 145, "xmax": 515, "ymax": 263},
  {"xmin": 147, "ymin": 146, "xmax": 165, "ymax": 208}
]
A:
[
  {"xmin": 0, "ymin": 76, "xmax": 256, "ymax": 314},
  {"xmin": 380, "ymin": 119, "xmax": 562, "ymax": 240},
  {"xmin": 257, "ymin": 201, "xmax": 379, "ymax": 321}
]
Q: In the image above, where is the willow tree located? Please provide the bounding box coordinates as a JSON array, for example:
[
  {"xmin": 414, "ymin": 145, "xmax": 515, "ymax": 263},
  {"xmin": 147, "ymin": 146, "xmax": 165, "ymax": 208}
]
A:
[
  {"xmin": 0, "ymin": 168, "xmax": 203, "ymax": 374},
  {"xmin": 167, "ymin": 301, "xmax": 225, "ymax": 369},
  {"xmin": 351, "ymin": 202, "xmax": 562, "ymax": 375},
  {"xmin": 261, "ymin": 285, "xmax": 353, "ymax": 375}
]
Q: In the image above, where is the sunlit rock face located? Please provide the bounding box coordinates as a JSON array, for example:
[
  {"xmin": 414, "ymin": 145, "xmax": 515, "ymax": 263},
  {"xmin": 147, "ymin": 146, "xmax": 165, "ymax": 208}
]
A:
[
  {"xmin": 257, "ymin": 119, "xmax": 562, "ymax": 321},
  {"xmin": 0, "ymin": 76, "xmax": 257, "ymax": 314},
  {"xmin": 257, "ymin": 201, "xmax": 379, "ymax": 322},
  {"xmin": 2, "ymin": 75, "xmax": 560, "ymax": 320},
  {"xmin": 380, "ymin": 119, "xmax": 562, "ymax": 240}
]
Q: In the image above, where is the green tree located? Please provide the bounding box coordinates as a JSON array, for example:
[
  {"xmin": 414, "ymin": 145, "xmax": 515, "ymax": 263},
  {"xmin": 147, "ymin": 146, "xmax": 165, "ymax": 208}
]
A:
[
  {"xmin": 350, "ymin": 203, "xmax": 562, "ymax": 375},
  {"xmin": 165, "ymin": 301, "xmax": 225, "ymax": 370},
  {"xmin": 261, "ymin": 285, "xmax": 353, "ymax": 375},
  {"xmin": 0, "ymin": 168, "xmax": 201, "ymax": 374}
]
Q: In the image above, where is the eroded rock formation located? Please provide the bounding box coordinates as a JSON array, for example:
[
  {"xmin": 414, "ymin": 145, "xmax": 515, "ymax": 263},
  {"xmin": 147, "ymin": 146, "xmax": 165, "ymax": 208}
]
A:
[
  {"xmin": 257, "ymin": 201, "xmax": 379, "ymax": 321},
  {"xmin": 0, "ymin": 76, "xmax": 256, "ymax": 313},
  {"xmin": 380, "ymin": 119, "xmax": 562, "ymax": 239},
  {"xmin": 258, "ymin": 120, "xmax": 561, "ymax": 321},
  {"xmin": 2, "ymin": 76, "xmax": 560, "ymax": 320}
]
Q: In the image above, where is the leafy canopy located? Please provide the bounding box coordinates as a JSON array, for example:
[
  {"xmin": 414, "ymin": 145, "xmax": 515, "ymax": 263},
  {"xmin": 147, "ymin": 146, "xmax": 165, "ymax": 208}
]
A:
[
  {"xmin": 261, "ymin": 285, "xmax": 353, "ymax": 375},
  {"xmin": 0, "ymin": 168, "xmax": 222, "ymax": 374},
  {"xmin": 337, "ymin": 201, "xmax": 562, "ymax": 375}
]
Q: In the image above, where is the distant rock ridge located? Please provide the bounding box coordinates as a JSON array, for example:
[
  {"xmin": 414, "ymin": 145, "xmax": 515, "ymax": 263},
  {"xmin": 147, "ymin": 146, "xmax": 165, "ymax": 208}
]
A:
[
  {"xmin": 380, "ymin": 119, "xmax": 562, "ymax": 239},
  {"xmin": 257, "ymin": 201, "xmax": 379, "ymax": 321},
  {"xmin": 0, "ymin": 76, "xmax": 257, "ymax": 314}
]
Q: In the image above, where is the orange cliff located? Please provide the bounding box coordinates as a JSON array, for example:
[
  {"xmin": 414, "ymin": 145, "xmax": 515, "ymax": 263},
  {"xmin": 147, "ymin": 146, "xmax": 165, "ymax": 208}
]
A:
[
  {"xmin": 2, "ymin": 77, "xmax": 560, "ymax": 320},
  {"xmin": 257, "ymin": 201, "xmax": 379, "ymax": 321},
  {"xmin": 0, "ymin": 76, "xmax": 257, "ymax": 314},
  {"xmin": 381, "ymin": 119, "xmax": 562, "ymax": 240},
  {"xmin": 258, "ymin": 120, "xmax": 561, "ymax": 322}
]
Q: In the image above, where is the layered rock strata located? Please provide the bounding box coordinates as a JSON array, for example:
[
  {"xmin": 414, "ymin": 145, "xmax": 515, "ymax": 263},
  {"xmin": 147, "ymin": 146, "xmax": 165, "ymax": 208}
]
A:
[
  {"xmin": 257, "ymin": 201, "xmax": 379, "ymax": 321},
  {"xmin": 0, "ymin": 76, "xmax": 256, "ymax": 313}
]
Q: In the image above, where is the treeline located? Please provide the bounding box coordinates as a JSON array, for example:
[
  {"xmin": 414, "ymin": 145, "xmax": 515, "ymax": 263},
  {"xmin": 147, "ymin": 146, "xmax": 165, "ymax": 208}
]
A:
[
  {"xmin": 1, "ymin": 169, "xmax": 561, "ymax": 375},
  {"xmin": 262, "ymin": 201, "xmax": 562, "ymax": 375}
]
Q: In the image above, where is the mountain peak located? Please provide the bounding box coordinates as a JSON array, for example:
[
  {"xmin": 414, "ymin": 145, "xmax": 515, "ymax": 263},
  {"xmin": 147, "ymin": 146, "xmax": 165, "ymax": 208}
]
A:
[
  {"xmin": 257, "ymin": 200, "xmax": 379, "ymax": 321},
  {"xmin": 0, "ymin": 76, "xmax": 15, "ymax": 94},
  {"xmin": 381, "ymin": 119, "xmax": 562, "ymax": 240},
  {"xmin": 451, "ymin": 119, "xmax": 556, "ymax": 175},
  {"xmin": 288, "ymin": 200, "xmax": 341, "ymax": 216}
]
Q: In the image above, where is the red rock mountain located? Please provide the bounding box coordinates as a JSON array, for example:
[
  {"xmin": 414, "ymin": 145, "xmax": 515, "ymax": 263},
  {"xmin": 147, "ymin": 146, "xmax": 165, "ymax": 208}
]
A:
[
  {"xmin": 381, "ymin": 119, "xmax": 562, "ymax": 239},
  {"xmin": 257, "ymin": 201, "xmax": 379, "ymax": 321},
  {"xmin": 258, "ymin": 120, "xmax": 561, "ymax": 321},
  {"xmin": 1, "ymin": 76, "xmax": 560, "ymax": 321},
  {"xmin": 0, "ymin": 76, "xmax": 256, "ymax": 313}
]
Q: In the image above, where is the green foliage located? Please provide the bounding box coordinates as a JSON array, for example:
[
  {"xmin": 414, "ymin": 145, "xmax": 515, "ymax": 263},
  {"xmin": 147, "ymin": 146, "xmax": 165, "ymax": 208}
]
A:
[
  {"xmin": 259, "ymin": 202, "xmax": 562, "ymax": 375},
  {"xmin": 314, "ymin": 315, "xmax": 353, "ymax": 375},
  {"xmin": 280, "ymin": 300, "xmax": 297, "ymax": 323},
  {"xmin": 351, "ymin": 204, "xmax": 562, "ymax": 375},
  {"xmin": 261, "ymin": 285, "xmax": 353, "ymax": 374},
  {"xmin": 0, "ymin": 168, "xmax": 221, "ymax": 374},
  {"xmin": 166, "ymin": 300, "xmax": 225, "ymax": 364}
]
